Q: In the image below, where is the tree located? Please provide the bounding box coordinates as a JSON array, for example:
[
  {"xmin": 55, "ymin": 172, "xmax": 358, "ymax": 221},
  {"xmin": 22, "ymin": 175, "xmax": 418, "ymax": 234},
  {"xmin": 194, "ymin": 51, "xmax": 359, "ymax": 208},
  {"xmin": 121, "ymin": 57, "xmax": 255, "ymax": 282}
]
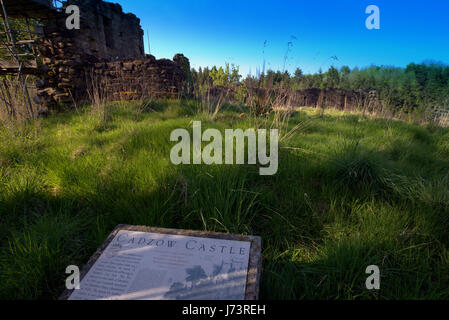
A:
[
  {"xmin": 294, "ymin": 67, "xmax": 303, "ymax": 79},
  {"xmin": 339, "ymin": 66, "xmax": 351, "ymax": 89},
  {"xmin": 209, "ymin": 63, "xmax": 241, "ymax": 86},
  {"xmin": 185, "ymin": 265, "xmax": 207, "ymax": 288},
  {"xmin": 325, "ymin": 66, "xmax": 340, "ymax": 88},
  {"xmin": 292, "ymin": 67, "xmax": 303, "ymax": 88},
  {"xmin": 229, "ymin": 64, "xmax": 242, "ymax": 84}
]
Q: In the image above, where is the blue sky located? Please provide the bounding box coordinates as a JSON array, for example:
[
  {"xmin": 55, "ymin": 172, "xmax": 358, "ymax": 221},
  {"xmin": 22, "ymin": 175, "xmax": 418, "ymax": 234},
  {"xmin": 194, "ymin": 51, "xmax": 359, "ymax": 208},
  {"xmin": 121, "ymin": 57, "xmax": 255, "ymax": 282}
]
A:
[{"xmin": 116, "ymin": 0, "xmax": 449, "ymax": 76}]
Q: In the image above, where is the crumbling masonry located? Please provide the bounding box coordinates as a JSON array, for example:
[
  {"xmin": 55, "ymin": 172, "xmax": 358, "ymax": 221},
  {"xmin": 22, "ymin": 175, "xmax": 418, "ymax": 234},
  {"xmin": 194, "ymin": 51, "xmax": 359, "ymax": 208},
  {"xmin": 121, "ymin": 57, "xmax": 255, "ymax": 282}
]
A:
[{"xmin": 29, "ymin": 0, "xmax": 190, "ymax": 110}]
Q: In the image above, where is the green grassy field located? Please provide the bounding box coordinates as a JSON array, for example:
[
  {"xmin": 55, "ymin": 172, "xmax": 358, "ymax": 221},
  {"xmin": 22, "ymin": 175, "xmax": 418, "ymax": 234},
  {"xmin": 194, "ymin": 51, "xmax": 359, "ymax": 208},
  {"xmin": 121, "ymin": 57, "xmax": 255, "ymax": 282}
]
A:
[{"xmin": 0, "ymin": 100, "xmax": 448, "ymax": 299}]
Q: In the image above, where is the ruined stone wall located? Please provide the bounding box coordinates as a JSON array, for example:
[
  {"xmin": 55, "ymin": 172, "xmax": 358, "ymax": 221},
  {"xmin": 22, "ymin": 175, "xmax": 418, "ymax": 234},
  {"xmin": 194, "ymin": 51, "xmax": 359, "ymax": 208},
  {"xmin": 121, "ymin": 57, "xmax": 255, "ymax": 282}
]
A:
[
  {"xmin": 34, "ymin": 0, "xmax": 190, "ymax": 110},
  {"xmin": 207, "ymin": 86, "xmax": 380, "ymax": 112},
  {"xmin": 90, "ymin": 54, "xmax": 190, "ymax": 101},
  {"xmin": 36, "ymin": 18, "xmax": 189, "ymax": 107},
  {"xmin": 36, "ymin": 17, "xmax": 85, "ymax": 107},
  {"xmin": 289, "ymin": 88, "xmax": 379, "ymax": 111},
  {"xmin": 64, "ymin": 0, "xmax": 144, "ymax": 60}
]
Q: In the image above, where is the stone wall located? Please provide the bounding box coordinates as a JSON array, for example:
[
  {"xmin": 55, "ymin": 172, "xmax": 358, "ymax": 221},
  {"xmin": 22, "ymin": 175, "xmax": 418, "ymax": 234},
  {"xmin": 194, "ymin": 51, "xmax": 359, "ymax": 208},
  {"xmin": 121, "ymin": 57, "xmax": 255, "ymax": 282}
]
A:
[
  {"xmin": 36, "ymin": 19, "xmax": 86, "ymax": 107},
  {"xmin": 207, "ymin": 86, "xmax": 380, "ymax": 112},
  {"xmin": 34, "ymin": 0, "xmax": 190, "ymax": 111},
  {"xmin": 63, "ymin": 0, "xmax": 144, "ymax": 60},
  {"xmin": 90, "ymin": 54, "xmax": 191, "ymax": 101},
  {"xmin": 289, "ymin": 88, "xmax": 379, "ymax": 111}
]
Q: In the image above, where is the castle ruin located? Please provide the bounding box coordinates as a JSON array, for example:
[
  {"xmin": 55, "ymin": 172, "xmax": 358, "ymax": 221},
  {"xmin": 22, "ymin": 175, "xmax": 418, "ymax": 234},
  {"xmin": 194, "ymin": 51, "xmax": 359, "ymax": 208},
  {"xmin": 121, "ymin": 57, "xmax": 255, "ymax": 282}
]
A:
[{"xmin": 1, "ymin": 0, "xmax": 191, "ymax": 112}]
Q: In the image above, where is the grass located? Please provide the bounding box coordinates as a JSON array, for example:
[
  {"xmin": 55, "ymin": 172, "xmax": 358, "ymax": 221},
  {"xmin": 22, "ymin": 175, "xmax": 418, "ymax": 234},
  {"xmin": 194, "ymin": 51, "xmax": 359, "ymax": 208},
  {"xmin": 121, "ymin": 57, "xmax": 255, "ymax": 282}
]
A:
[{"xmin": 0, "ymin": 100, "xmax": 448, "ymax": 299}]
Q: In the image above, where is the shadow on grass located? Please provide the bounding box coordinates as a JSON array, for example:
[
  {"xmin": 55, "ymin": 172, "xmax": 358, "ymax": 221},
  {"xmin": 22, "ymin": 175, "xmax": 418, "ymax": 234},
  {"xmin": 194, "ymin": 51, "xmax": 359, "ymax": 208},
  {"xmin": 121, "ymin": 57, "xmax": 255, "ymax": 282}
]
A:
[{"xmin": 260, "ymin": 238, "xmax": 449, "ymax": 299}]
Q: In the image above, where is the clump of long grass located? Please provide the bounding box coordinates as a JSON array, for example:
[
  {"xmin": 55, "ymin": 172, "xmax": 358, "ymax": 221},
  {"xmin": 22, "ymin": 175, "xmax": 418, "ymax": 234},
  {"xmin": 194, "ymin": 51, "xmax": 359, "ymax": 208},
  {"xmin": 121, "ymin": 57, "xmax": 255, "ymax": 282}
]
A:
[
  {"xmin": 328, "ymin": 139, "xmax": 383, "ymax": 193},
  {"xmin": 381, "ymin": 172, "xmax": 449, "ymax": 209},
  {"xmin": 85, "ymin": 72, "xmax": 115, "ymax": 132},
  {"xmin": 193, "ymin": 85, "xmax": 234, "ymax": 120},
  {"xmin": 0, "ymin": 77, "xmax": 38, "ymax": 124}
]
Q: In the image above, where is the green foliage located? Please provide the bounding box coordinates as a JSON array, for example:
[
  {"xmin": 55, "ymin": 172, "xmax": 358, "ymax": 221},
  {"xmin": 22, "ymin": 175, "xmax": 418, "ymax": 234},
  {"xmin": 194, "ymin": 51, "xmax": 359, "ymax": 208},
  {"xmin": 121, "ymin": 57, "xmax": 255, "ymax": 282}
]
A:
[
  {"xmin": 325, "ymin": 66, "xmax": 340, "ymax": 88},
  {"xmin": 0, "ymin": 17, "xmax": 41, "ymax": 62},
  {"xmin": 193, "ymin": 63, "xmax": 242, "ymax": 88}
]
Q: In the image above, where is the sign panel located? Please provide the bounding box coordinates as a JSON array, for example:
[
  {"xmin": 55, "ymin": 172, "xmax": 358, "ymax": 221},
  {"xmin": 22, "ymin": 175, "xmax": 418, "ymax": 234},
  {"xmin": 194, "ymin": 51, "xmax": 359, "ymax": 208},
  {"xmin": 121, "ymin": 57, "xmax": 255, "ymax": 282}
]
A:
[{"xmin": 62, "ymin": 225, "xmax": 261, "ymax": 300}]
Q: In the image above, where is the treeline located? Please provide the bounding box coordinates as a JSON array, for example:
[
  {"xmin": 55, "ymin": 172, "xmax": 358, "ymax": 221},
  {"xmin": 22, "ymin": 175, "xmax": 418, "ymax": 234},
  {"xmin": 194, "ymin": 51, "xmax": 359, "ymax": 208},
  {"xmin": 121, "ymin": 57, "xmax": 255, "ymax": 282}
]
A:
[{"xmin": 191, "ymin": 62, "xmax": 449, "ymax": 113}]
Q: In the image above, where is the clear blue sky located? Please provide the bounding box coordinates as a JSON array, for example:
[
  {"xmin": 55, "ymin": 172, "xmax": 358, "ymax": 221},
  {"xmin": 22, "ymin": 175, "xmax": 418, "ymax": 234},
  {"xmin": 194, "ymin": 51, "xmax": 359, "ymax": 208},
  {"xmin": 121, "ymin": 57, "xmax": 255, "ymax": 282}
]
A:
[{"xmin": 115, "ymin": 0, "xmax": 449, "ymax": 76}]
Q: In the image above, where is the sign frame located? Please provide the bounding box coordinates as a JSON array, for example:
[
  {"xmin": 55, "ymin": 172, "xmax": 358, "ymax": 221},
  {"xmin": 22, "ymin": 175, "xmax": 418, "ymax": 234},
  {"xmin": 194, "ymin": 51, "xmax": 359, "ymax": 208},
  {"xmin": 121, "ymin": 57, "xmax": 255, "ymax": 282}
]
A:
[{"xmin": 60, "ymin": 224, "xmax": 262, "ymax": 300}]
